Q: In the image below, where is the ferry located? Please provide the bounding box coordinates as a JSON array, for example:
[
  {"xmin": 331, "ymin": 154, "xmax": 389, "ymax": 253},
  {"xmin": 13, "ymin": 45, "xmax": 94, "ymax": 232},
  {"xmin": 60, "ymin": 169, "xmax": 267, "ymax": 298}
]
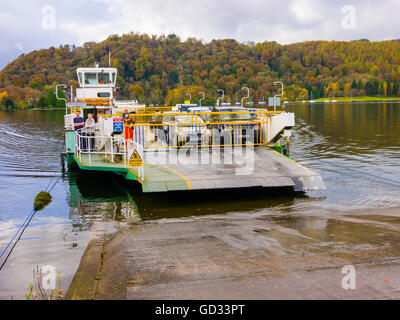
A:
[{"xmin": 62, "ymin": 65, "xmax": 325, "ymax": 193}]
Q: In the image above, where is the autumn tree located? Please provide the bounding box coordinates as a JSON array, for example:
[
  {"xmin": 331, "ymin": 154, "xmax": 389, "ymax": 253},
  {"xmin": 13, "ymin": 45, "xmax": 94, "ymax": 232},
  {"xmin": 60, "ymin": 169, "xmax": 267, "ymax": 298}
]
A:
[{"xmin": 1, "ymin": 34, "xmax": 400, "ymax": 108}]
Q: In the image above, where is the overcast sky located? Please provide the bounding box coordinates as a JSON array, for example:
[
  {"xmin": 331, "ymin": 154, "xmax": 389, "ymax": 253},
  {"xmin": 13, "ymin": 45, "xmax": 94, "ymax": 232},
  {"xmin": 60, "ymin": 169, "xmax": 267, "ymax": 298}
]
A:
[{"xmin": 0, "ymin": 0, "xmax": 399, "ymax": 69}]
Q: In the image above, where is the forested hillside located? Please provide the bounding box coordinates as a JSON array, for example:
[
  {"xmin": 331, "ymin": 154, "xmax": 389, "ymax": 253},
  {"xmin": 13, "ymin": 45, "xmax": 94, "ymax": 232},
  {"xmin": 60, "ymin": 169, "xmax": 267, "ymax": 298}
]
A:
[{"xmin": 1, "ymin": 32, "xmax": 400, "ymax": 109}]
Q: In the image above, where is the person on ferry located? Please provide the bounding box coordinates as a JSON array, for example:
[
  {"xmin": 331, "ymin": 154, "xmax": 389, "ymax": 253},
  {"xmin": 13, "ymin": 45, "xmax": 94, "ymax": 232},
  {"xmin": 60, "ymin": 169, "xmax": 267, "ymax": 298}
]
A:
[
  {"xmin": 125, "ymin": 113, "xmax": 136, "ymax": 141},
  {"xmin": 85, "ymin": 113, "xmax": 96, "ymax": 129},
  {"xmin": 73, "ymin": 110, "xmax": 85, "ymax": 150},
  {"xmin": 73, "ymin": 111, "xmax": 84, "ymax": 131},
  {"xmin": 122, "ymin": 109, "xmax": 130, "ymax": 122},
  {"xmin": 210, "ymin": 106, "xmax": 219, "ymax": 123},
  {"xmin": 84, "ymin": 113, "xmax": 96, "ymax": 151},
  {"xmin": 99, "ymin": 76, "xmax": 105, "ymax": 84}
]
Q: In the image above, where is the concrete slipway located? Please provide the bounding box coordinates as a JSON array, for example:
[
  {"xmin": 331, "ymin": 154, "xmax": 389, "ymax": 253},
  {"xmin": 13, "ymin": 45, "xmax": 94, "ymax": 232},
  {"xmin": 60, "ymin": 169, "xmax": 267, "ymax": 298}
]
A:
[{"xmin": 66, "ymin": 204, "xmax": 400, "ymax": 300}]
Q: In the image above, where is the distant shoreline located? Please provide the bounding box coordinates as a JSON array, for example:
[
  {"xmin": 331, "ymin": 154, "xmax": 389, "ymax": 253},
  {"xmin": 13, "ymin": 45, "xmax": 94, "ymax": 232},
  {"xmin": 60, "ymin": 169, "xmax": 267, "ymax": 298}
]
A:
[
  {"xmin": 0, "ymin": 107, "xmax": 66, "ymax": 111},
  {"xmin": 1, "ymin": 98, "xmax": 400, "ymax": 112},
  {"xmin": 315, "ymin": 96, "xmax": 400, "ymax": 102},
  {"xmin": 30, "ymin": 107, "xmax": 65, "ymax": 111},
  {"xmin": 285, "ymin": 96, "xmax": 400, "ymax": 105}
]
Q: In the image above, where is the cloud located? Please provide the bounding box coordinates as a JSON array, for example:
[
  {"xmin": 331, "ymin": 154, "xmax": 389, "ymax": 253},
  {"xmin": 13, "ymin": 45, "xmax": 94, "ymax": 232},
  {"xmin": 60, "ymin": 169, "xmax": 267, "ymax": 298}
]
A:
[{"xmin": 0, "ymin": 0, "xmax": 400, "ymax": 69}]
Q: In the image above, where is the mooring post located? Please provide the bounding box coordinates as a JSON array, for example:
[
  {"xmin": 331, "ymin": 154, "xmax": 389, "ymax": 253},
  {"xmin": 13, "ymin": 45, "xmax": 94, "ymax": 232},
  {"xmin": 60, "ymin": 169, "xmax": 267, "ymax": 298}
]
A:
[{"xmin": 60, "ymin": 154, "xmax": 65, "ymax": 173}]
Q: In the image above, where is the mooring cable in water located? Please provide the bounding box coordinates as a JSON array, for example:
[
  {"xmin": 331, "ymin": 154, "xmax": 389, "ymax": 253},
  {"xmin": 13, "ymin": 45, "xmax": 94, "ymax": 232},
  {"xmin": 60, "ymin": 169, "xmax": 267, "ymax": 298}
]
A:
[
  {"xmin": 0, "ymin": 208, "xmax": 36, "ymax": 271},
  {"xmin": 293, "ymin": 152, "xmax": 400, "ymax": 186},
  {"xmin": 0, "ymin": 208, "xmax": 36, "ymax": 264},
  {"xmin": 0, "ymin": 141, "xmax": 65, "ymax": 271},
  {"xmin": 0, "ymin": 175, "xmax": 61, "ymax": 271}
]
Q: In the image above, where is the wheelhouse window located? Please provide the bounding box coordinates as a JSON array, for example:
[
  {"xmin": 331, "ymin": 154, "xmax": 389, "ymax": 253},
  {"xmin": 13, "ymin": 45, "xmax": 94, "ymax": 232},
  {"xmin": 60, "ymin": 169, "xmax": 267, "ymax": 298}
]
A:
[
  {"xmin": 85, "ymin": 73, "xmax": 97, "ymax": 85},
  {"xmin": 78, "ymin": 72, "xmax": 83, "ymax": 86},
  {"xmin": 84, "ymin": 72, "xmax": 110, "ymax": 85},
  {"xmin": 97, "ymin": 92, "xmax": 110, "ymax": 98},
  {"xmin": 79, "ymin": 69, "xmax": 116, "ymax": 86},
  {"xmin": 98, "ymin": 72, "xmax": 110, "ymax": 85}
]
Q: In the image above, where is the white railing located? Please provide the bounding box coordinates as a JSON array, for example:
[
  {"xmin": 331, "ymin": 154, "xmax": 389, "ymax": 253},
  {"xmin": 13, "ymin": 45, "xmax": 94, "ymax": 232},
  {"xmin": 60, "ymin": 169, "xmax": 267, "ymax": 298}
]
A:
[
  {"xmin": 74, "ymin": 131, "xmax": 144, "ymax": 178},
  {"xmin": 74, "ymin": 130, "xmax": 126, "ymax": 165}
]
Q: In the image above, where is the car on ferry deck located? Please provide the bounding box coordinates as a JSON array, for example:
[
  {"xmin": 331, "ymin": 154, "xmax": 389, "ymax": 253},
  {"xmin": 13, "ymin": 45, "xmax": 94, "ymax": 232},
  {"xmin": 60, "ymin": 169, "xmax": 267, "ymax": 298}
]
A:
[
  {"xmin": 161, "ymin": 113, "xmax": 211, "ymax": 147},
  {"xmin": 212, "ymin": 106, "xmax": 264, "ymax": 145}
]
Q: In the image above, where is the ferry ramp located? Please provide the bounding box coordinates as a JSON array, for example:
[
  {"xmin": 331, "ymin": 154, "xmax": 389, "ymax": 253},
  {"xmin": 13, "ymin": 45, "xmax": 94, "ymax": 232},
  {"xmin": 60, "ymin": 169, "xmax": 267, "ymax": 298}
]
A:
[{"xmin": 129, "ymin": 147, "xmax": 325, "ymax": 193}]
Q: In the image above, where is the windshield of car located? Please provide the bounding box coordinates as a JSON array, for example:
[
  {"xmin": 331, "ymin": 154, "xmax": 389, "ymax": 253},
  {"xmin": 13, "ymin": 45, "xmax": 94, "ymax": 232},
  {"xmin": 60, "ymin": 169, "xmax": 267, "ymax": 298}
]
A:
[
  {"xmin": 219, "ymin": 112, "xmax": 252, "ymax": 121},
  {"xmin": 177, "ymin": 115, "xmax": 205, "ymax": 124},
  {"xmin": 196, "ymin": 113, "xmax": 210, "ymax": 122},
  {"xmin": 162, "ymin": 115, "xmax": 204, "ymax": 125}
]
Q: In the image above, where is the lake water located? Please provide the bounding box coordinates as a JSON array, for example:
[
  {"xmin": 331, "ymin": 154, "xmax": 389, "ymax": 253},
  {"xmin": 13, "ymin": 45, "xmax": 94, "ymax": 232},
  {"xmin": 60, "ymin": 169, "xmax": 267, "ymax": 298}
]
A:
[{"xmin": 0, "ymin": 102, "xmax": 399, "ymax": 299}]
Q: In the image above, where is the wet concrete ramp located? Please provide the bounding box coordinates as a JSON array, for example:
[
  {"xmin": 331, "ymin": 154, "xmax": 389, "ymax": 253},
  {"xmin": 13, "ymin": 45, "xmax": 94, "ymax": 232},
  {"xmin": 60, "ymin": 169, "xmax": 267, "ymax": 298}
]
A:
[
  {"xmin": 137, "ymin": 147, "xmax": 325, "ymax": 193},
  {"xmin": 66, "ymin": 207, "xmax": 400, "ymax": 300}
]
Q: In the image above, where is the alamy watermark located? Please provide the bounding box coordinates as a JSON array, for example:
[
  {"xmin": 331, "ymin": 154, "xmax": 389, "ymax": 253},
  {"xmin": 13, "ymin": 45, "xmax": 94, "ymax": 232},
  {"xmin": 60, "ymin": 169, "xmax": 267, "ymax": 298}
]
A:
[
  {"xmin": 41, "ymin": 5, "xmax": 56, "ymax": 30},
  {"xmin": 26, "ymin": 265, "xmax": 63, "ymax": 300},
  {"xmin": 342, "ymin": 5, "xmax": 357, "ymax": 30},
  {"xmin": 137, "ymin": 128, "xmax": 256, "ymax": 175},
  {"xmin": 41, "ymin": 264, "xmax": 57, "ymax": 289},
  {"xmin": 341, "ymin": 265, "xmax": 356, "ymax": 290}
]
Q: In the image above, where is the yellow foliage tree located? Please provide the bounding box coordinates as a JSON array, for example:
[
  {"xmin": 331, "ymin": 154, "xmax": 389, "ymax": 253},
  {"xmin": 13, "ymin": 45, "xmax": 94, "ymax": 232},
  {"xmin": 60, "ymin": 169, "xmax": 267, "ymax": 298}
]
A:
[
  {"xmin": 165, "ymin": 85, "xmax": 203, "ymax": 105},
  {"xmin": 325, "ymin": 82, "xmax": 339, "ymax": 97},
  {"xmin": 344, "ymin": 83, "xmax": 352, "ymax": 97},
  {"xmin": 382, "ymin": 81, "xmax": 388, "ymax": 96},
  {"xmin": 0, "ymin": 91, "xmax": 8, "ymax": 103},
  {"xmin": 282, "ymin": 85, "xmax": 309, "ymax": 101}
]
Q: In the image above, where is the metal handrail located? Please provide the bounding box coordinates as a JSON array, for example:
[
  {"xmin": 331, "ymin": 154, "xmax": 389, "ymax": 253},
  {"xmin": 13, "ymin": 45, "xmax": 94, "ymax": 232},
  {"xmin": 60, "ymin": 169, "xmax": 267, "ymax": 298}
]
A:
[
  {"xmin": 115, "ymin": 110, "xmax": 270, "ymax": 125},
  {"xmin": 74, "ymin": 131, "xmax": 127, "ymax": 166},
  {"xmin": 74, "ymin": 110, "xmax": 276, "ymax": 154},
  {"xmin": 122, "ymin": 116, "xmax": 270, "ymax": 150}
]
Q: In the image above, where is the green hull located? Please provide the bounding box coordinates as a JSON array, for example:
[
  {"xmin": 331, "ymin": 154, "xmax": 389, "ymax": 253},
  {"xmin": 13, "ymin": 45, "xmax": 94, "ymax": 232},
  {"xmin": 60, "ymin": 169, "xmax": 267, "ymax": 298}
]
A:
[{"xmin": 72, "ymin": 154, "xmax": 138, "ymax": 181}]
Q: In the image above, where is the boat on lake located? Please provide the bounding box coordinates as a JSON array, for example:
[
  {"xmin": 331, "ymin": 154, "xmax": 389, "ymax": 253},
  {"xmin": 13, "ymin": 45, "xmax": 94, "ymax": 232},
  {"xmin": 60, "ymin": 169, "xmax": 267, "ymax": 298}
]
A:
[{"xmin": 62, "ymin": 65, "xmax": 325, "ymax": 193}]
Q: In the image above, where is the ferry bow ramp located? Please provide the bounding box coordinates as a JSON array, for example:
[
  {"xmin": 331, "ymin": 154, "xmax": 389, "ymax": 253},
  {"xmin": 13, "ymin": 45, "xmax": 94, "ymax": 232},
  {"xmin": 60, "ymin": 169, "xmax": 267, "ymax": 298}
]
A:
[{"xmin": 133, "ymin": 147, "xmax": 325, "ymax": 193}]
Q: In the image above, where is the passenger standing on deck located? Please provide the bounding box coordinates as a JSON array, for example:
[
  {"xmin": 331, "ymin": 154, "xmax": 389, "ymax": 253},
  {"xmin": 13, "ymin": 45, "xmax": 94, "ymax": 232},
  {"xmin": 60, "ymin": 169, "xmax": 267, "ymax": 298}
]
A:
[
  {"xmin": 125, "ymin": 113, "xmax": 136, "ymax": 141},
  {"xmin": 122, "ymin": 109, "xmax": 130, "ymax": 122},
  {"xmin": 85, "ymin": 113, "xmax": 95, "ymax": 129},
  {"xmin": 73, "ymin": 111, "xmax": 84, "ymax": 131},
  {"xmin": 73, "ymin": 110, "xmax": 85, "ymax": 150},
  {"xmin": 84, "ymin": 113, "xmax": 96, "ymax": 151},
  {"xmin": 210, "ymin": 106, "xmax": 219, "ymax": 123}
]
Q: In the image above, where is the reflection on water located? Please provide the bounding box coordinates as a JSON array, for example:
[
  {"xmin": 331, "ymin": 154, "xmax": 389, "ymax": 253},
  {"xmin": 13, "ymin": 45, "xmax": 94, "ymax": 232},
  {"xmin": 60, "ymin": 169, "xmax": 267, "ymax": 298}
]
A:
[
  {"xmin": 69, "ymin": 170, "xmax": 300, "ymax": 221},
  {"xmin": 287, "ymin": 102, "xmax": 400, "ymax": 211},
  {"xmin": 0, "ymin": 102, "xmax": 399, "ymax": 299}
]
